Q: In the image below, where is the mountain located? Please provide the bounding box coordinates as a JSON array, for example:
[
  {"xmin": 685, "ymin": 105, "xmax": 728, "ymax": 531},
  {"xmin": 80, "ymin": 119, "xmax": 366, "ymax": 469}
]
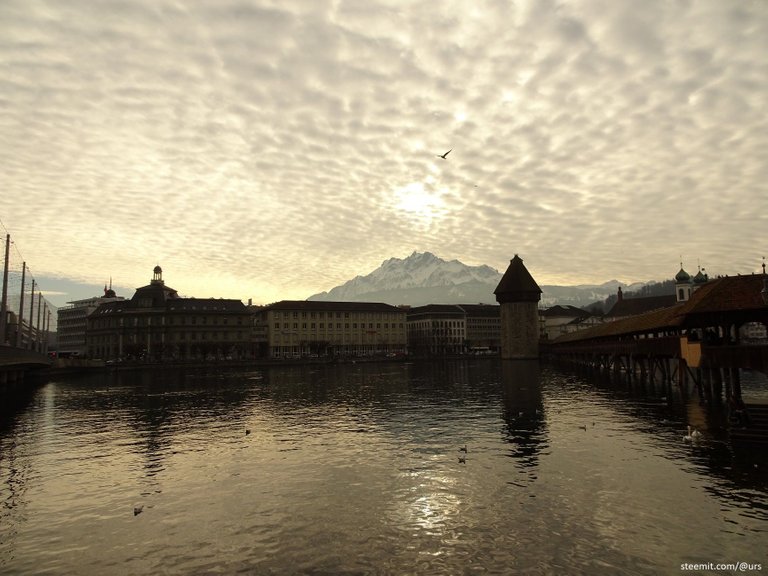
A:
[{"xmin": 308, "ymin": 252, "xmax": 649, "ymax": 308}]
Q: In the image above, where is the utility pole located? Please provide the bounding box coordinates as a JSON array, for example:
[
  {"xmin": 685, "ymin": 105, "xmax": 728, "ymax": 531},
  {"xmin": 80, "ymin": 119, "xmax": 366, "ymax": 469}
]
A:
[
  {"xmin": 36, "ymin": 290, "xmax": 41, "ymax": 352},
  {"xmin": 16, "ymin": 262, "xmax": 26, "ymax": 347},
  {"xmin": 0, "ymin": 233, "xmax": 9, "ymax": 345},
  {"xmin": 44, "ymin": 306, "xmax": 50, "ymax": 354},
  {"xmin": 28, "ymin": 279, "xmax": 35, "ymax": 350}
]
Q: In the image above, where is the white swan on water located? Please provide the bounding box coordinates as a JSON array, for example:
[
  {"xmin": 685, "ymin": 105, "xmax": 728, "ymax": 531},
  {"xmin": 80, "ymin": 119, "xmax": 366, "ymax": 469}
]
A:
[{"xmin": 683, "ymin": 426, "xmax": 703, "ymax": 442}]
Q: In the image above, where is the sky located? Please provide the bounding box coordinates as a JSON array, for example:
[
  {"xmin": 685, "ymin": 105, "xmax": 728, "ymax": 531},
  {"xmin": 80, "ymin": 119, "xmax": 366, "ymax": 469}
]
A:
[{"xmin": 2, "ymin": 0, "xmax": 767, "ymax": 308}]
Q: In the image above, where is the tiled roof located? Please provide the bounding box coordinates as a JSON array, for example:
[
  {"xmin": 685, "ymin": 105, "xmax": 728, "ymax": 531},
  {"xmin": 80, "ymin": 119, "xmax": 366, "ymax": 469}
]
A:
[
  {"xmin": 554, "ymin": 303, "xmax": 686, "ymax": 342},
  {"xmin": 494, "ymin": 255, "xmax": 541, "ymax": 303},
  {"xmin": 540, "ymin": 305, "xmax": 590, "ymax": 318},
  {"xmin": 553, "ymin": 275, "xmax": 768, "ymax": 343},
  {"xmin": 456, "ymin": 304, "xmax": 500, "ymax": 317},
  {"xmin": 682, "ymin": 275, "xmax": 767, "ymax": 315},
  {"xmin": 606, "ymin": 295, "xmax": 676, "ymax": 318},
  {"xmin": 262, "ymin": 300, "xmax": 404, "ymax": 313},
  {"xmin": 407, "ymin": 304, "xmax": 464, "ymax": 317},
  {"xmin": 93, "ymin": 297, "xmax": 247, "ymax": 315}
]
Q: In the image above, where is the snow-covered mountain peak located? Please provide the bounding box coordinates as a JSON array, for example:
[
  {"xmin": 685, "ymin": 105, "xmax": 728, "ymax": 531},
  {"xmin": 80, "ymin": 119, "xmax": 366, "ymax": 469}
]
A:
[{"xmin": 308, "ymin": 252, "xmax": 654, "ymax": 308}]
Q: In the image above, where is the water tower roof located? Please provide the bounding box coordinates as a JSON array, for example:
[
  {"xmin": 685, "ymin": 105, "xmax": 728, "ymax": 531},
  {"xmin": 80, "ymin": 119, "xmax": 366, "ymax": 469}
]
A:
[{"xmin": 494, "ymin": 254, "xmax": 542, "ymax": 303}]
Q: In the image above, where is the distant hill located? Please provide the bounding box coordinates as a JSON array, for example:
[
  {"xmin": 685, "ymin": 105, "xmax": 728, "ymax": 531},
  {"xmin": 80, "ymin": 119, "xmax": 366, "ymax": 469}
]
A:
[{"xmin": 308, "ymin": 252, "xmax": 651, "ymax": 308}]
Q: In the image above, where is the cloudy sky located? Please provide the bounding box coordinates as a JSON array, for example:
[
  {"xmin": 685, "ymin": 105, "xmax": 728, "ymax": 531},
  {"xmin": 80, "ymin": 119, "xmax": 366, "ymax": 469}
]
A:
[{"xmin": 2, "ymin": 0, "xmax": 767, "ymax": 306}]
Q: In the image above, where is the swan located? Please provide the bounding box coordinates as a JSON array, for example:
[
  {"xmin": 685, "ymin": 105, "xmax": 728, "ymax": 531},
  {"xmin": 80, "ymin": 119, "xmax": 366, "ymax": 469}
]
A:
[
  {"xmin": 683, "ymin": 426, "xmax": 702, "ymax": 442},
  {"xmin": 134, "ymin": 506, "xmax": 144, "ymax": 516}
]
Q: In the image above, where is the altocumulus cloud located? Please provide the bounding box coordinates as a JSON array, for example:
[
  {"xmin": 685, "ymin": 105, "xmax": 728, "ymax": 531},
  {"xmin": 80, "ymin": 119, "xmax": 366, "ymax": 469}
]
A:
[{"xmin": 1, "ymin": 0, "xmax": 767, "ymax": 303}]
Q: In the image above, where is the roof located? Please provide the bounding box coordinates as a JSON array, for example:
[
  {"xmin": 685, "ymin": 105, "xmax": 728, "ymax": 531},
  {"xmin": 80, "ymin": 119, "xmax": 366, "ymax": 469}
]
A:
[
  {"xmin": 130, "ymin": 282, "xmax": 179, "ymax": 307},
  {"xmin": 553, "ymin": 302, "xmax": 687, "ymax": 342},
  {"xmin": 553, "ymin": 274, "xmax": 768, "ymax": 343},
  {"xmin": 675, "ymin": 267, "xmax": 691, "ymax": 282},
  {"xmin": 606, "ymin": 295, "xmax": 676, "ymax": 318},
  {"xmin": 456, "ymin": 304, "xmax": 500, "ymax": 317},
  {"xmin": 494, "ymin": 255, "xmax": 542, "ymax": 303},
  {"xmin": 682, "ymin": 274, "xmax": 768, "ymax": 317},
  {"xmin": 262, "ymin": 300, "xmax": 405, "ymax": 313},
  {"xmin": 93, "ymin": 297, "xmax": 247, "ymax": 315},
  {"xmin": 407, "ymin": 304, "xmax": 464, "ymax": 318},
  {"xmin": 540, "ymin": 305, "xmax": 591, "ymax": 318}
]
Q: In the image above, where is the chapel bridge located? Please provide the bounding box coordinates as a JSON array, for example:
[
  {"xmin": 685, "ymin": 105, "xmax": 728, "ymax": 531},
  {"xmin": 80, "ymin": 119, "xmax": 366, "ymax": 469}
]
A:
[{"xmin": 542, "ymin": 273, "xmax": 768, "ymax": 442}]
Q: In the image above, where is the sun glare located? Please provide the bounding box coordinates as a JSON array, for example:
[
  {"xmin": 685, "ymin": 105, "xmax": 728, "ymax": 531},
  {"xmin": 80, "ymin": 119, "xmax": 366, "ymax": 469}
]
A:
[{"xmin": 394, "ymin": 182, "xmax": 446, "ymax": 225}]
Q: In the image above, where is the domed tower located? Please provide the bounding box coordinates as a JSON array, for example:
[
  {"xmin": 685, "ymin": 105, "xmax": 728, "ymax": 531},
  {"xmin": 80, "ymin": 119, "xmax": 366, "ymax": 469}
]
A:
[
  {"xmin": 675, "ymin": 262, "xmax": 692, "ymax": 302},
  {"xmin": 103, "ymin": 277, "xmax": 116, "ymax": 298},
  {"xmin": 494, "ymin": 255, "xmax": 542, "ymax": 359},
  {"xmin": 152, "ymin": 265, "xmax": 163, "ymax": 285},
  {"xmin": 692, "ymin": 266, "xmax": 708, "ymax": 290}
]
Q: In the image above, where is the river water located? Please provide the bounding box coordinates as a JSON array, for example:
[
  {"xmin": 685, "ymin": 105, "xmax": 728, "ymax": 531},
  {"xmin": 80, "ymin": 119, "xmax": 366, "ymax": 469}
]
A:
[{"xmin": 1, "ymin": 360, "xmax": 766, "ymax": 575}]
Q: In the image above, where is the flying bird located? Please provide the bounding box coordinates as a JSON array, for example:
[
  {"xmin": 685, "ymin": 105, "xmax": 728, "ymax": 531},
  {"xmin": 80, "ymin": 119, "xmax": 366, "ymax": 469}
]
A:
[{"xmin": 437, "ymin": 149, "xmax": 452, "ymax": 159}]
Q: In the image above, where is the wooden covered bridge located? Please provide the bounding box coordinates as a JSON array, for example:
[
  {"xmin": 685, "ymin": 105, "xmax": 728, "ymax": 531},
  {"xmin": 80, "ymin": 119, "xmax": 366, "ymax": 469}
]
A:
[{"xmin": 543, "ymin": 273, "xmax": 768, "ymax": 442}]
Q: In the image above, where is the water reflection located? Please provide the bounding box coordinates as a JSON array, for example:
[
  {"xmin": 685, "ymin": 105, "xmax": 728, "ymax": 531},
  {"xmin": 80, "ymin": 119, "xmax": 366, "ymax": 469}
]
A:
[
  {"xmin": 500, "ymin": 360, "xmax": 547, "ymax": 471},
  {"xmin": 0, "ymin": 361, "xmax": 766, "ymax": 575}
]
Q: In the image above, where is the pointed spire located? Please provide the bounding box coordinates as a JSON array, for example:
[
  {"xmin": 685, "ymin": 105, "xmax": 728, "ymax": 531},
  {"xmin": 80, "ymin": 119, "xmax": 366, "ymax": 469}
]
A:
[{"xmin": 494, "ymin": 254, "xmax": 541, "ymax": 304}]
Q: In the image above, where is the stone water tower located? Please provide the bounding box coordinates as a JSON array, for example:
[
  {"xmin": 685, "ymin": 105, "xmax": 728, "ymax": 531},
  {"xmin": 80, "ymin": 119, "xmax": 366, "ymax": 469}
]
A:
[{"xmin": 494, "ymin": 254, "xmax": 542, "ymax": 359}]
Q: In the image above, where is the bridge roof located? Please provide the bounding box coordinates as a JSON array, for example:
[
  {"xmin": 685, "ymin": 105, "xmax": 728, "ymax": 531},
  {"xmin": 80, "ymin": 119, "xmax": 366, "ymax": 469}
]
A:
[{"xmin": 552, "ymin": 274, "xmax": 768, "ymax": 343}]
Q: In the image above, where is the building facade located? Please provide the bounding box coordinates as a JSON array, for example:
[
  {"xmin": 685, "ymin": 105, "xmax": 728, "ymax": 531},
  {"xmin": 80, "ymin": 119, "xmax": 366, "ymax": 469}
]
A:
[
  {"xmin": 539, "ymin": 305, "xmax": 603, "ymax": 340},
  {"xmin": 457, "ymin": 304, "xmax": 501, "ymax": 353},
  {"xmin": 256, "ymin": 300, "xmax": 407, "ymax": 358},
  {"xmin": 406, "ymin": 304, "xmax": 467, "ymax": 356},
  {"xmin": 57, "ymin": 285, "xmax": 124, "ymax": 356},
  {"xmin": 86, "ymin": 266, "xmax": 252, "ymax": 361}
]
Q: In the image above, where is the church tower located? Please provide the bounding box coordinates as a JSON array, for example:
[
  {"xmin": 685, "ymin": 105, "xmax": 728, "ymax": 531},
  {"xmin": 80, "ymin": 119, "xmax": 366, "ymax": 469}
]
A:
[
  {"xmin": 675, "ymin": 262, "xmax": 692, "ymax": 302},
  {"xmin": 494, "ymin": 255, "xmax": 542, "ymax": 359}
]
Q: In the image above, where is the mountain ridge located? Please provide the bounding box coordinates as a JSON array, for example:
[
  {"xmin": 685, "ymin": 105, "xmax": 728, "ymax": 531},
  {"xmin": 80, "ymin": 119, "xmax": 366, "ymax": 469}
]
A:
[{"xmin": 308, "ymin": 252, "xmax": 651, "ymax": 309}]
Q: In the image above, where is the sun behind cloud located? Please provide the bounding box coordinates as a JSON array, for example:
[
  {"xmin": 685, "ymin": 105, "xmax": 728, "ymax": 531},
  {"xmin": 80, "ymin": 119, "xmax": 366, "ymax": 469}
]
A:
[{"xmin": 393, "ymin": 182, "xmax": 447, "ymax": 227}]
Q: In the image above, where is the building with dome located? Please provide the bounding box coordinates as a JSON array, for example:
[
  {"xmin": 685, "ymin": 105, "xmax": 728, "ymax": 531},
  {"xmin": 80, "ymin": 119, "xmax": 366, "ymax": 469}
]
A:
[
  {"xmin": 56, "ymin": 281, "xmax": 125, "ymax": 357},
  {"xmin": 86, "ymin": 266, "xmax": 253, "ymax": 361},
  {"xmin": 676, "ymin": 263, "xmax": 709, "ymax": 302}
]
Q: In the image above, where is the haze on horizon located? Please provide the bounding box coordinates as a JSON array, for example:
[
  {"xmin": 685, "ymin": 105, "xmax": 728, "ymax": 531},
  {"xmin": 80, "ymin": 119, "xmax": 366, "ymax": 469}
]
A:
[{"xmin": 2, "ymin": 0, "xmax": 767, "ymax": 307}]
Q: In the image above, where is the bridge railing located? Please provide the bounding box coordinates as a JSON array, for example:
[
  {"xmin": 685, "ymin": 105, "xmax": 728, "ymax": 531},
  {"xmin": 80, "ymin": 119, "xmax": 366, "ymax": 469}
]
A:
[
  {"xmin": 0, "ymin": 345, "xmax": 51, "ymax": 367},
  {"xmin": 543, "ymin": 336, "xmax": 681, "ymax": 357}
]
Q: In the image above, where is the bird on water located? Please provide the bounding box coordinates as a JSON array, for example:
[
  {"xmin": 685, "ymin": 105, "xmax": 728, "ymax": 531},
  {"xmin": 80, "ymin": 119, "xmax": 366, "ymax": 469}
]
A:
[{"xmin": 683, "ymin": 426, "xmax": 702, "ymax": 442}]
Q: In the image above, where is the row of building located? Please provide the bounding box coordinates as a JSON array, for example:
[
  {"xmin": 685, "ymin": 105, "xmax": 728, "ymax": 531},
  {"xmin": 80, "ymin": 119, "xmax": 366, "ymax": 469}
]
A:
[
  {"xmin": 59, "ymin": 261, "xmax": 752, "ymax": 362},
  {"xmin": 60, "ymin": 266, "xmax": 506, "ymax": 360}
]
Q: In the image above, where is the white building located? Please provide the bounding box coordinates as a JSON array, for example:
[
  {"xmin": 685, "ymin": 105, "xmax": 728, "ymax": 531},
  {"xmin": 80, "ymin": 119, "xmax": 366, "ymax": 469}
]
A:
[{"xmin": 57, "ymin": 285, "xmax": 124, "ymax": 356}]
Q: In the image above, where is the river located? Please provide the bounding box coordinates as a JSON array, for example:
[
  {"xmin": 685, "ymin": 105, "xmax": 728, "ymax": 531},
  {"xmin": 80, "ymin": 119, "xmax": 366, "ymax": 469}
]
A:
[{"xmin": 1, "ymin": 360, "xmax": 766, "ymax": 575}]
